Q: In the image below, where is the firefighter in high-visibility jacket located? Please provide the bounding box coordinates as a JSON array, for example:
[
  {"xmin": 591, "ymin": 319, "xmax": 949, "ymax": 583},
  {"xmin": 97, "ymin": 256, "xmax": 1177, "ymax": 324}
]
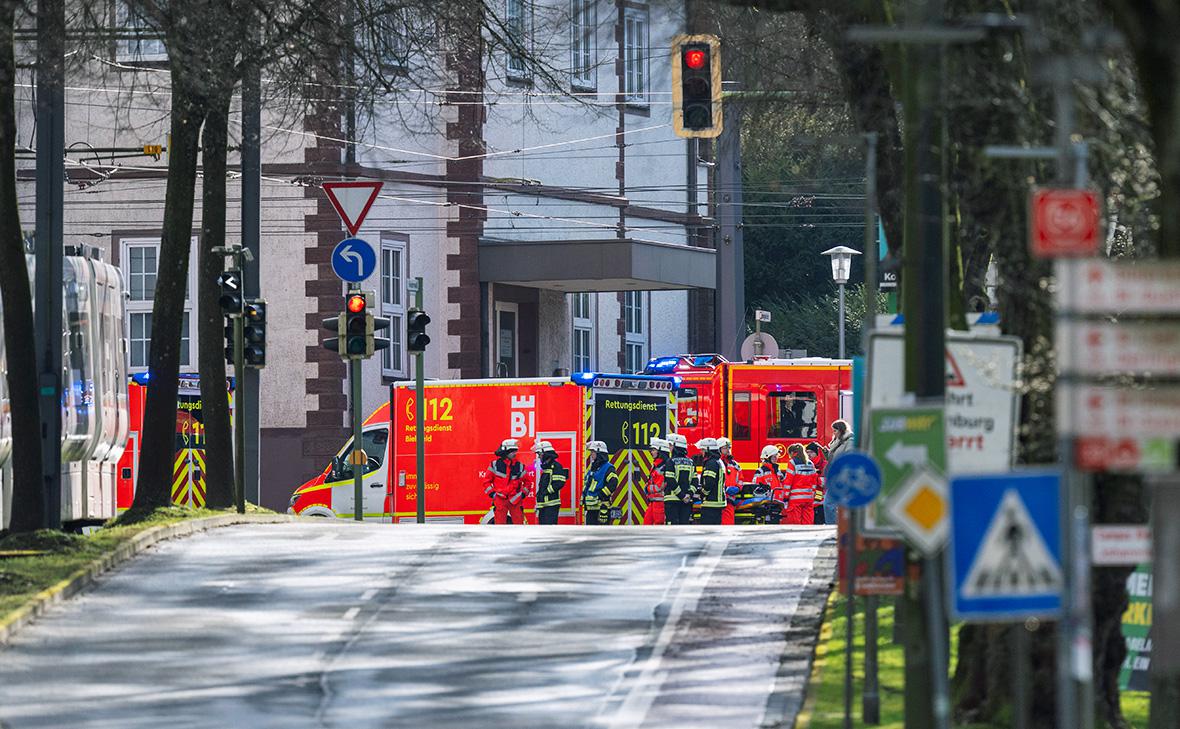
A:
[
  {"xmin": 582, "ymin": 441, "xmax": 618, "ymax": 525},
  {"xmin": 663, "ymin": 433, "xmax": 695, "ymax": 525},
  {"xmin": 482, "ymin": 438, "xmax": 531, "ymax": 525},
  {"xmin": 695, "ymin": 438, "xmax": 726, "ymax": 525},
  {"xmin": 783, "ymin": 443, "xmax": 820, "ymax": 525},
  {"xmin": 532, "ymin": 440, "xmax": 567, "ymax": 525},
  {"xmin": 718, "ymin": 436, "xmax": 742, "ymax": 525},
  {"xmin": 753, "ymin": 445, "xmax": 786, "ymax": 522},
  {"xmin": 642, "ymin": 437, "xmax": 671, "ymax": 525}
]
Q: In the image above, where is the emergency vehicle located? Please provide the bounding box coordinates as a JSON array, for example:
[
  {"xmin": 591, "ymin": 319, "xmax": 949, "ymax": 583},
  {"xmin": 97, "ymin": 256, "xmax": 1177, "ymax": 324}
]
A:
[
  {"xmin": 644, "ymin": 354, "xmax": 852, "ymax": 471},
  {"xmin": 287, "ymin": 373, "xmax": 678, "ymax": 524}
]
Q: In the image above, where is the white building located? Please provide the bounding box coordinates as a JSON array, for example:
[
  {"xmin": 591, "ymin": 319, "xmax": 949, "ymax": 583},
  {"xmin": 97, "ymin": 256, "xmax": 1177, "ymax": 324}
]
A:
[{"xmin": 15, "ymin": 0, "xmax": 716, "ymax": 509}]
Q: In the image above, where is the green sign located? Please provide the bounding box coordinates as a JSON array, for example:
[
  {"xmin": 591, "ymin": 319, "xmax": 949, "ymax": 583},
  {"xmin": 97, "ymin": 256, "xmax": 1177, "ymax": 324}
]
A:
[
  {"xmin": 1119, "ymin": 564, "xmax": 1152, "ymax": 692},
  {"xmin": 867, "ymin": 406, "xmax": 946, "ymax": 529}
]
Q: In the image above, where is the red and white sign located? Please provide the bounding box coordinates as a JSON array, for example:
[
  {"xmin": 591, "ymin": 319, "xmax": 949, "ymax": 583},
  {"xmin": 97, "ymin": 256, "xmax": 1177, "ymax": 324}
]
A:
[
  {"xmin": 1074, "ymin": 436, "xmax": 1177, "ymax": 473},
  {"xmin": 322, "ymin": 181, "xmax": 383, "ymax": 236},
  {"xmin": 1055, "ymin": 259, "xmax": 1180, "ymax": 314},
  {"xmin": 1091, "ymin": 525, "xmax": 1152, "ymax": 566},
  {"xmin": 1057, "ymin": 320, "xmax": 1180, "ymax": 377},
  {"xmin": 1030, "ymin": 188, "xmax": 1101, "ymax": 258},
  {"xmin": 1060, "ymin": 385, "xmax": 1180, "ymax": 438}
]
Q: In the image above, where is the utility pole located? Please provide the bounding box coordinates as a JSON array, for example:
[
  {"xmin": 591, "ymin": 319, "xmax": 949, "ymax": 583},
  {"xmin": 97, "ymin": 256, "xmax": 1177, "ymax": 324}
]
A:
[
  {"xmin": 240, "ymin": 33, "xmax": 262, "ymax": 508},
  {"xmin": 34, "ymin": 0, "xmax": 65, "ymax": 529},
  {"xmin": 714, "ymin": 99, "xmax": 743, "ymax": 360},
  {"xmin": 861, "ymin": 132, "xmax": 881, "ymax": 725}
]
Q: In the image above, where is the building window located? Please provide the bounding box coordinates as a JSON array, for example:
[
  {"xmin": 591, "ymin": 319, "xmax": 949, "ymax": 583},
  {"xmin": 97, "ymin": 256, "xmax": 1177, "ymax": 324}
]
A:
[
  {"xmin": 623, "ymin": 290, "xmax": 647, "ymax": 373},
  {"xmin": 570, "ymin": 0, "xmax": 596, "ymax": 89},
  {"xmin": 121, "ymin": 238, "xmax": 194, "ymax": 372},
  {"xmin": 623, "ymin": 7, "xmax": 648, "ymax": 104},
  {"xmin": 380, "ymin": 237, "xmax": 408, "ymax": 377},
  {"xmin": 115, "ymin": 1, "xmax": 166, "ymax": 63},
  {"xmin": 506, "ymin": 0, "xmax": 532, "ymax": 80},
  {"xmin": 571, "ymin": 292, "xmax": 594, "ymax": 372}
]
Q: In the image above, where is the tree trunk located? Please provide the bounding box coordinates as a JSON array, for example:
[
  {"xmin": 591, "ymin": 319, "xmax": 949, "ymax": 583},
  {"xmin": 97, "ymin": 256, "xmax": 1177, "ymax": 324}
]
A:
[
  {"xmin": 197, "ymin": 90, "xmax": 235, "ymax": 510},
  {"xmin": 130, "ymin": 79, "xmax": 206, "ymax": 511},
  {"xmin": 0, "ymin": 0, "xmax": 43, "ymax": 533}
]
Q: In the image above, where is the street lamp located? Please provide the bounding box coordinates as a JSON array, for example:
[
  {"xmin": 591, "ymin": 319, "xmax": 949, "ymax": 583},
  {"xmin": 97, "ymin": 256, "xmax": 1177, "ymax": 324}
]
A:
[{"xmin": 821, "ymin": 246, "xmax": 861, "ymax": 359}]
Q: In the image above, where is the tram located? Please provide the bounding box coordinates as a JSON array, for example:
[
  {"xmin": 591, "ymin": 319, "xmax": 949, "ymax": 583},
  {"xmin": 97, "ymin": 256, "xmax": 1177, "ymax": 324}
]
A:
[{"xmin": 0, "ymin": 247, "xmax": 130, "ymax": 530}]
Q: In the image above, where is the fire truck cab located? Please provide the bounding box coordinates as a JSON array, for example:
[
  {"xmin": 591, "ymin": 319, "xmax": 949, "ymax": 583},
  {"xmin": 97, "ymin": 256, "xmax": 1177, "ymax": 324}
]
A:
[{"xmin": 645, "ymin": 354, "xmax": 852, "ymax": 470}]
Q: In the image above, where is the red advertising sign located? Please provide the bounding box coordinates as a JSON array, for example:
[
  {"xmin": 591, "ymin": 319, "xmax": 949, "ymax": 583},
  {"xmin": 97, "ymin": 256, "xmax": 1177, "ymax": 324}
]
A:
[{"xmin": 1030, "ymin": 188, "xmax": 1101, "ymax": 258}]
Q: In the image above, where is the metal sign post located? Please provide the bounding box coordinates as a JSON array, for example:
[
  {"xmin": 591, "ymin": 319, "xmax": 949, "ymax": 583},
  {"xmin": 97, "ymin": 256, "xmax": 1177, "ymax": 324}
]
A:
[{"xmin": 412, "ymin": 277, "xmax": 426, "ymax": 524}]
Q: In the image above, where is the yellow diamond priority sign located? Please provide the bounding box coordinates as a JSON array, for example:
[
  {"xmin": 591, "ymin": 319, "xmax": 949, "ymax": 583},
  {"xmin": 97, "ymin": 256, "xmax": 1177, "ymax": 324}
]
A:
[{"xmin": 884, "ymin": 467, "xmax": 949, "ymax": 555}]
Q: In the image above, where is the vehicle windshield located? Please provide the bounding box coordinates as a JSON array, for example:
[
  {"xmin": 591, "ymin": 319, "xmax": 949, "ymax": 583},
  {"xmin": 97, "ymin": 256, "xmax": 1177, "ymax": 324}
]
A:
[{"xmin": 329, "ymin": 427, "xmax": 389, "ymax": 479}]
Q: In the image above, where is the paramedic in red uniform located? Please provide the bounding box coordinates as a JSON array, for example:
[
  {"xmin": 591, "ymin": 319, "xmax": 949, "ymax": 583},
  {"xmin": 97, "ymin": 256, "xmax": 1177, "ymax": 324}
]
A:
[
  {"xmin": 718, "ymin": 437, "xmax": 741, "ymax": 525},
  {"xmin": 643, "ymin": 437, "xmax": 670, "ymax": 525},
  {"xmin": 752, "ymin": 445, "xmax": 785, "ymax": 521},
  {"xmin": 482, "ymin": 438, "xmax": 530, "ymax": 525},
  {"xmin": 784, "ymin": 443, "xmax": 820, "ymax": 525},
  {"xmin": 806, "ymin": 442, "xmax": 827, "ymax": 524}
]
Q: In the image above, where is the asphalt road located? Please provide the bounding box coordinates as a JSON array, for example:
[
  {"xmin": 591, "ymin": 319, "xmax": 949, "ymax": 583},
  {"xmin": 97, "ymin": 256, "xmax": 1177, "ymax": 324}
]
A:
[{"xmin": 0, "ymin": 522, "xmax": 835, "ymax": 729}]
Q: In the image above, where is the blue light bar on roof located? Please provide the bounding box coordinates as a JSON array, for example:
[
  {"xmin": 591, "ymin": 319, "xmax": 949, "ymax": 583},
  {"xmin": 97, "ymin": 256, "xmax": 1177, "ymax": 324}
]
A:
[
  {"xmin": 571, "ymin": 372, "xmax": 596, "ymax": 386},
  {"xmin": 645, "ymin": 356, "xmax": 681, "ymax": 374}
]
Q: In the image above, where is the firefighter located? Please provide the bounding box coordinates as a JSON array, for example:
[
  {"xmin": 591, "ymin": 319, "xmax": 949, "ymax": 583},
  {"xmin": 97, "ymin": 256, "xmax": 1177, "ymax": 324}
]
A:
[
  {"xmin": 784, "ymin": 443, "xmax": 820, "ymax": 525},
  {"xmin": 533, "ymin": 440, "xmax": 567, "ymax": 525},
  {"xmin": 753, "ymin": 445, "xmax": 786, "ymax": 522},
  {"xmin": 717, "ymin": 436, "xmax": 742, "ymax": 525},
  {"xmin": 695, "ymin": 438, "xmax": 726, "ymax": 525},
  {"xmin": 643, "ymin": 437, "xmax": 671, "ymax": 525},
  {"xmin": 664, "ymin": 433, "xmax": 695, "ymax": 525},
  {"xmin": 806, "ymin": 442, "xmax": 827, "ymax": 524},
  {"xmin": 582, "ymin": 441, "xmax": 618, "ymax": 525},
  {"xmin": 482, "ymin": 438, "xmax": 530, "ymax": 525}
]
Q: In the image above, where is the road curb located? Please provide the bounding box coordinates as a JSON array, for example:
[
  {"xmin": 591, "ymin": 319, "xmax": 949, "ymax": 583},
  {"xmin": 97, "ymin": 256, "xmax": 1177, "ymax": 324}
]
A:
[
  {"xmin": 761, "ymin": 537, "xmax": 838, "ymax": 729},
  {"xmin": 0, "ymin": 513, "xmax": 298, "ymax": 647}
]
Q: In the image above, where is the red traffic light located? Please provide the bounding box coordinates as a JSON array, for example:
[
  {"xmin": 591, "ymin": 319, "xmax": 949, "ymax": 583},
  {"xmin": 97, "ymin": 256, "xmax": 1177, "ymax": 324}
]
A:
[
  {"xmin": 684, "ymin": 48, "xmax": 706, "ymax": 70},
  {"xmin": 347, "ymin": 294, "xmax": 366, "ymax": 313}
]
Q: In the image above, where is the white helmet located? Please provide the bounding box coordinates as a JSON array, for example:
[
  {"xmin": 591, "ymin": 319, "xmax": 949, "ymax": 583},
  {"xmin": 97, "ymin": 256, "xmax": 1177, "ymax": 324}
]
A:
[
  {"xmin": 717, "ymin": 437, "xmax": 732, "ymax": 449},
  {"xmin": 587, "ymin": 440, "xmax": 609, "ymax": 454},
  {"xmin": 667, "ymin": 433, "xmax": 688, "ymax": 450},
  {"xmin": 760, "ymin": 444, "xmax": 780, "ymax": 461},
  {"xmin": 695, "ymin": 437, "xmax": 719, "ymax": 451},
  {"xmin": 650, "ymin": 437, "xmax": 671, "ymax": 453},
  {"xmin": 500, "ymin": 438, "xmax": 520, "ymax": 452},
  {"xmin": 532, "ymin": 440, "xmax": 553, "ymax": 454}
]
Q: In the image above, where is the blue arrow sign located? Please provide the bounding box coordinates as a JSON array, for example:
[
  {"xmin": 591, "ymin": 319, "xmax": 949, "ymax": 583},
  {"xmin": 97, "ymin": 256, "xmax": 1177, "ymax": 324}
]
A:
[
  {"xmin": 825, "ymin": 451, "xmax": 883, "ymax": 508},
  {"xmin": 331, "ymin": 238, "xmax": 377, "ymax": 283},
  {"xmin": 948, "ymin": 470, "xmax": 1063, "ymax": 621}
]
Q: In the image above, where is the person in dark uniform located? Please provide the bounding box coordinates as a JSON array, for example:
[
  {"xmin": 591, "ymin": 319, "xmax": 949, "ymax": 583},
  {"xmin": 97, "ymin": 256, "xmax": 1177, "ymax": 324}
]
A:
[
  {"xmin": 582, "ymin": 441, "xmax": 618, "ymax": 525},
  {"xmin": 664, "ymin": 433, "xmax": 695, "ymax": 525},
  {"xmin": 532, "ymin": 440, "xmax": 567, "ymax": 525},
  {"xmin": 695, "ymin": 438, "xmax": 725, "ymax": 525}
]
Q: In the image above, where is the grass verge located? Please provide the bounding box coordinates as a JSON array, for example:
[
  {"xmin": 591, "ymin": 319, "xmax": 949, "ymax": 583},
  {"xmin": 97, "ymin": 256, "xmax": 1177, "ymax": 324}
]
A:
[{"xmin": 0, "ymin": 505, "xmax": 271, "ymax": 624}]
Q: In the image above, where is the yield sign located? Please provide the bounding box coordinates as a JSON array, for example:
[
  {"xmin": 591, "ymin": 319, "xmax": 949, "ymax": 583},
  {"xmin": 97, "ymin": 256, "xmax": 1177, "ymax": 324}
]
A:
[{"xmin": 322, "ymin": 181, "xmax": 383, "ymax": 236}]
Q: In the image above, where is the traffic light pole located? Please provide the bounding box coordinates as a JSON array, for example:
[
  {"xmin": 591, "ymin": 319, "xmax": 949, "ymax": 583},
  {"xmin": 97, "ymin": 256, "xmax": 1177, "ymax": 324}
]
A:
[
  {"xmin": 414, "ymin": 278, "xmax": 426, "ymax": 524},
  {"xmin": 233, "ymin": 313, "xmax": 246, "ymax": 514},
  {"xmin": 349, "ymin": 284, "xmax": 364, "ymax": 522}
]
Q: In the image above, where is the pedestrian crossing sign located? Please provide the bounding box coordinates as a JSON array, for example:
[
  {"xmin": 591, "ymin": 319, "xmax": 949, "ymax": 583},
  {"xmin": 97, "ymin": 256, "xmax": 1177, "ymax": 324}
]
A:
[{"xmin": 948, "ymin": 470, "xmax": 1063, "ymax": 621}]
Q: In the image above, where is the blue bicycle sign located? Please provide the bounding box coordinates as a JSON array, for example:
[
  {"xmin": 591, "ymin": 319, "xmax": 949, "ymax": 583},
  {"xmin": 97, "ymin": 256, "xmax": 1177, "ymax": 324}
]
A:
[{"xmin": 825, "ymin": 451, "xmax": 883, "ymax": 508}]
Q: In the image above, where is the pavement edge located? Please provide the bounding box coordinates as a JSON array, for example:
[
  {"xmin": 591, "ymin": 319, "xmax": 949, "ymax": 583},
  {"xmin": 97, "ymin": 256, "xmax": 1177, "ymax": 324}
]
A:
[
  {"xmin": 760, "ymin": 537, "xmax": 838, "ymax": 729},
  {"xmin": 0, "ymin": 513, "xmax": 299, "ymax": 647}
]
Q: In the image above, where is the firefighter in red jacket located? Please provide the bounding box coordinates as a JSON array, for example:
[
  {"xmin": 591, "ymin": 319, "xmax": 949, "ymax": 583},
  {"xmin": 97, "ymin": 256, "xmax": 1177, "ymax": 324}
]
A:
[
  {"xmin": 806, "ymin": 442, "xmax": 827, "ymax": 524},
  {"xmin": 783, "ymin": 443, "xmax": 820, "ymax": 525},
  {"xmin": 753, "ymin": 445, "xmax": 785, "ymax": 521},
  {"xmin": 717, "ymin": 437, "xmax": 742, "ymax": 525},
  {"xmin": 643, "ymin": 437, "xmax": 670, "ymax": 525},
  {"xmin": 482, "ymin": 438, "xmax": 531, "ymax": 525}
]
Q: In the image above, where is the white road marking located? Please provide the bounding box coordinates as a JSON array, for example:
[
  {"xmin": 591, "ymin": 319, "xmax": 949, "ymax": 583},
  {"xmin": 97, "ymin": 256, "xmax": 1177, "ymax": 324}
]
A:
[
  {"xmin": 517, "ymin": 591, "xmax": 537, "ymax": 603},
  {"xmin": 360, "ymin": 589, "xmax": 377, "ymax": 601},
  {"xmin": 342, "ymin": 607, "xmax": 360, "ymax": 621}
]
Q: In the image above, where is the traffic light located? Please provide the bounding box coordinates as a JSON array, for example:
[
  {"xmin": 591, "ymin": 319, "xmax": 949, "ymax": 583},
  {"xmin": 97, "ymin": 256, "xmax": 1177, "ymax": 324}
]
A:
[
  {"xmin": 218, "ymin": 270, "xmax": 244, "ymax": 315},
  {"xmin": 671, "ymin": 35, "xmax": 722, "ymax": 139},
  {"xmin": 321, "ymin": 314, "xmax": 345, "ymax": 356},
  {"xmin": 407, "ymin": 308, "xmax": 430, "ymax": 353},
  {"xmin": 243, "ymin": 299, "xmax": 266, "ymax": 368},
  {"xmin": 372, "ymin": 314, "xmax": 391, "ymax": 355},
  {"xmin": 344, "ymin": 292, "xmax": 369, "ymax": 358}
]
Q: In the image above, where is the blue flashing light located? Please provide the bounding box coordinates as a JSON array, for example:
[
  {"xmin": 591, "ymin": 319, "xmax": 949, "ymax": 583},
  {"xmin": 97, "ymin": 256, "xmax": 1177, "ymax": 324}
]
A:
[
  {"xmin": 647, "ymin": 356, "xmax": 680, "ymax": 374},
  {"xmin": 131, "ymin": 372, "xmax": 151, "ymax": 386},
  {"xmin": 571, "ymin": 372, "xmax": 596, "ymax": 386}
]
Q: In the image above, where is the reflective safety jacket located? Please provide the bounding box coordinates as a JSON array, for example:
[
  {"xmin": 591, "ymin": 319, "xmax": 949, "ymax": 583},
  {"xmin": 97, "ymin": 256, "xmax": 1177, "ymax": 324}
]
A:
[
  {"xmin": 483, "ymin": 457, "xmax": 530, "ymax": 504},
  {"xmin": 645, "ymin": 456, "xmax": 667, "ymax": 502},
  {"xmin": 582, "ymin": 459, "xmax": 618, "ymax": 510},
  {"xmin": 810, "ymin": 452, "xmax": 827, "ymax": 503},
  {"xmin": 785, "ymin": 458, "xmax": 820, "ymax": 504},
  {"xmin": 722, "ymin": 455, "xmax": 742, "ymax": 503},
  {"xmin": 699, "ymin": 456, "xmax": 725, "ymax": 508},
  {"xmin": 664, "ymin": 455, "xmax": 695, "ymax": 502},
  {"xmin": 753, "ymin": 462, "xmax": 785, "ymax": 501},
  {"xmin": 535, "ymin": 458, "xmax": 568, "ymax": 509}
]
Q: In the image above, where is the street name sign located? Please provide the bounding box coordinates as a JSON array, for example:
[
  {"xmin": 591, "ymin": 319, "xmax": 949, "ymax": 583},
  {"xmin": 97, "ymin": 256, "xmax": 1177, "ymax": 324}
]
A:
[
  {"xmin": 884, "ymin": 466, "xmax": 949, "ymax": 555},
  {"xmin": 949, "ymin": 471, "xmax": 1064, "ymax": 621},
  {"xmin": 1030, "ymin": 188, "xmax": 1101, "ymax": 258},
  {"xmin": 1055, "ymin": 259, "xmax": 1180, "ymax": 314},
  {"xmin": 1091, "ymin": 525, "xmax": 1152, "ymax": 566},
  {"xmin": 1056, "ymin": 320, "xmax": 1180, "ymax": 377},
  {"xmin": 331, "ymin": 238, "xmax": 377, "ymax": 283},
  {"xmin": 825, "ymin": 452, "xmax": 883, "ymax": 508},
  {"xmin": 323, "ymin": 181, "xmax": 383, "ymax": 236},
  {"xmin": 867, "ymin": 331, "xmax": 1021, "ymax": 475}
]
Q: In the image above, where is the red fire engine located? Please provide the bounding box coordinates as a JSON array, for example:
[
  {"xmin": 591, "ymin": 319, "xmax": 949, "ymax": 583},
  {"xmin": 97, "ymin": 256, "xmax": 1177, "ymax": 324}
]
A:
[{"xmin": 643, "ymin": 354, "xmax": 852, "ymax": 469}]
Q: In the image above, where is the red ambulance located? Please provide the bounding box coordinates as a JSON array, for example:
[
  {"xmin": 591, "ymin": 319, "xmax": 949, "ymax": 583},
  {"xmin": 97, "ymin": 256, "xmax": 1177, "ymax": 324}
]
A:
[{"xmin": 286, "ymin": 373, "xmax": 678, "ymax": 524}]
